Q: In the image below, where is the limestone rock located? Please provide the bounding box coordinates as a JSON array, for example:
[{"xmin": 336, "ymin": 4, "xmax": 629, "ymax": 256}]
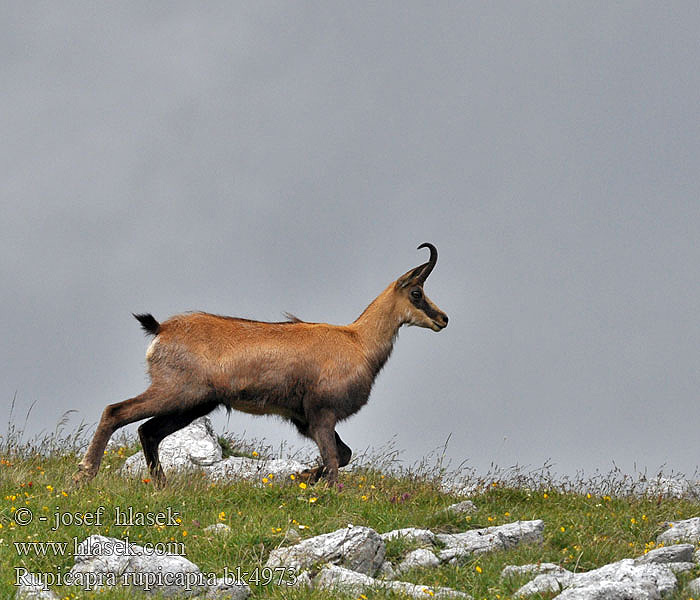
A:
[
  {"xmin": 686, "ymin": 577, "xmax": 700, "ymax": 595},
  {"xmin": 445, "ymin": 500, "xmax": 477, "ymax": 515},
  {"xmin": 666, "ymin": 562, "xmax": 696, "ymax": 573},
  {"xmin": 380, "ymin": 527, "xmax": 435, "ymax": 545},
  {"xmin": 634, "ymin": 543, "xmax": 695, "ymax": 565},
  {"xmin": 515, "ymin": 559, "xmax": 676, "ymax": 598},
  {"xmin": 555, "ymin": 580, "xmax": 661, "ymax": 600},
  {"xmin": 265, "ymin": 525, "xmax": 385, "ymax": 576},
  {"xmin": 643, "ymin": 477, "xmax": 698, "ymax": 499},
  {"xmin": 203, "ymin": 577, "xmax": 251, "ymax": 599},
  {"xmin": 376, "ymin": 560, "xmax": 396, "ymax": 580},
  {"xmin": 314, "ymin": 564, "xmax": 471, "ymax": 599},
  {"xmin": 203, "ymin": 456, "xmax": 307, "ymax": 484},
  {"xmin": 204, "ymin": 523, "xmax": 232, "ymax": 535},
  {"xmin": 14, "ymin": 572, "xmax": 60, "ymax": 600},
  {"xmin": 657, "ymin": 517, "xmax": 700, "ymax": 545},
  {"xmin": 437, "ymin": 520, "xmax": 544, "ymax": 563},
  {"xmin": 501, "ymin": 562, "xmax": 571, "ymax": 578},
  {"xmin": 397, "ymin": 548, "xmax": 440, "ymax": 573},
  {"xmin": 70, "ymin": 535, "xmax": 206, "ymax": 597},
  {"xmin": 121, "ymin": 417, "xmax": 222, "ymax": 477}
]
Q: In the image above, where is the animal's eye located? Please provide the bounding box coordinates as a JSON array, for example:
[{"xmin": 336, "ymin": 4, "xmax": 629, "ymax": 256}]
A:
[{"xmin": 411, "ymin": 289, "xmax": 422, "ymax": 299}]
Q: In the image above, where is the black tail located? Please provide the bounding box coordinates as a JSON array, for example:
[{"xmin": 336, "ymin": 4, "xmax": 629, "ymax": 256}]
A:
[{"xmin": 133, "ymin": 313, "xmax": 160, "ymax": 336}]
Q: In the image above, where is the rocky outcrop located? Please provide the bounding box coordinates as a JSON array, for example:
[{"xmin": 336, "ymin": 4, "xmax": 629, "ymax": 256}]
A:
[
  {"xmin": 265, "ymin": 525, "xmax": 385, "ymax": 576},
  {"xmin": 397, "ymin": 548, "xmax": 440, "ymax": 573},
  {"xmin": 202, "ymin": 456, "xmax": 306, "ymax": 483},
  {"xmin": 61, "ymin": 535, "xmax": 250, "ymax": 599},
  {"xmin": 511, "ymin": 544, "xmax": 699, "ymax": 598},
  {"xmin": 121, "ymin": 417, "xmax": 222, "ymax": 478},
  {"xmin": 380, "ymin": 527, "xmax": 435, "ymax": 545},
  {"xmin": 437, "ymin": 520, "xmax": 545, "ymax": 563},
  {"xmin": 120, "ymin": 417, "xmax": 307, "ymax": 484},
  {"xmin": 657, "ymin": 517, "xmax": 700, "ymax": 545},
  {"xmin": 314, "ymin": 565, "xmax": 471, "ymax": 599},
  {"xmin": 14, "ymin": 571, "xmax": 60, "ymax": 600}
]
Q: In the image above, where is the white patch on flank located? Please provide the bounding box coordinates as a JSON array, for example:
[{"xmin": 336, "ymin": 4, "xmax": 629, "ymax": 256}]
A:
[{"xmin": 145, "ymin": 336, "xmax": 159, "ymax": 361}]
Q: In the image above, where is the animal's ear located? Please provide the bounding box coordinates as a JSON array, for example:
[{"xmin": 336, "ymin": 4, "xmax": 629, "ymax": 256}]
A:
[
  {"xmin": 396, "ymin": 265, "xmax": 426, "ymax": 289},
  {"xmin": 395, "ymin": 243, "xmax": 438, "ymax": 289}
]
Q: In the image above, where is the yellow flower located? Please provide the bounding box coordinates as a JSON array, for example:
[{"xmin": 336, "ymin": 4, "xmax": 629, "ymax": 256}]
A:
[
  {"xmin": 309, "ymin": 497, "xmax": 318, "ymax": 503},
  {"xmin": 182, "ymin": 531, "xmax": 187, "ymax": 537},
  {"xmin": 560, "ymin": 526, "xmax": 566, "ymax": 532},
  {"xmin": 46, "ymin": 485, "xmax": 54, "ymax": 492},
  {"xmin": 252, "ymin": 451, "xmax": 258, "ymax": 457},
  {"xmin": 262, "ymin": 478, "xmax": 269, "ymax": 484},
  {"xmin": 475, "ymin": 565, "xmax": 482, "ymax": 573},
  {"xmin": 290, "ymin": 474, "xmax": 296, "ymax": 480},
  {"xmin": 361, "ymin": 495, "xmax": 368, "ymax": 501},
  {"xmin": 543, "ymin": 493, "xmax": 548, "ymax": 499},
  {"xmin": 630, "ymin": 518, "xmax": 636, "ymax": 524},
  {"xmin": 299, "ymin": 482, "xmax": 307, "ymax": 490},
  {"xmin": 218, "ymin": 511, "xmax": 226, "ymax": 521}
]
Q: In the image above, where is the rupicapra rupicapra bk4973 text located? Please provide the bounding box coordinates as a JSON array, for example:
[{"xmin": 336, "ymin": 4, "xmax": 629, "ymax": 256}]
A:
[{"xmin": 74, "ymin": 243, "xmax": 448, "ymax": 486}]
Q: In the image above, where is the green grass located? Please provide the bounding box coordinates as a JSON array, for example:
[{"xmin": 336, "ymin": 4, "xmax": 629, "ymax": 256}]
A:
[{"xmin": 2, "ymin": 420, "xmax": 700, "ymax": 599}]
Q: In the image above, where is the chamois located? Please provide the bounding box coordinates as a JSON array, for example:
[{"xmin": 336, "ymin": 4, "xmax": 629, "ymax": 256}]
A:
[{"xmin": 73, "ymin": 243, "xmax": 448, "ymax": 487}]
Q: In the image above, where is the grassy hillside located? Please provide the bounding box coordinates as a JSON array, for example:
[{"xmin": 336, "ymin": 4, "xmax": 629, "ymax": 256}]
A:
[{"xmin": 2, "ymin": 422, "xmax": 700, "ymax": 599}]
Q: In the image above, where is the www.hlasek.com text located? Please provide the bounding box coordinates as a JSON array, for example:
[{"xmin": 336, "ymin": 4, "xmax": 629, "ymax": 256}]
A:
[{"xmin": 15, "ymin": 536, "xmax": 186, "ymax": 559}]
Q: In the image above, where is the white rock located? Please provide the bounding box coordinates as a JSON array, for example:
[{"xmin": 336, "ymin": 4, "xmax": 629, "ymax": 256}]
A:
[
  {"xmin": 121, "ymin": 417, "xmax": 222, "ymax": 477},
  {"xmin": 657, "ymin": 517, "xmax": 700, "ymax": 545},
  {"xmin": 644, "ymin": 477, "xmax": 697, "ymax": 499},
  {"xmin": 516, "ymin": 571, "xmax": 576, "ymax": 595},
  {"xmin": 14, "ymin": 571, "xmax": 60, "ymax": 600},
  {"xmin": 287, "ymin": 571, "xmax": 313, "ymax": 588},
  {"xmin": 314, "ymin": 564, "xmax": 472, "ymax": 599},
  {"xmin": 501, "ymin": 563, "xmax": 571, "ymax": 578},
  {"xmin": 666, "ymin": 562, "xmax": 696, "ymax": 573},
  {"xmin": 634, "ymin": 543, "xmax": 695, "ymax": 565},
  {"xmin": 376, "ymin": 560, "xmax": 396, "ymax": 580},
  {"xmin": 203, "ymin": 456, "xmax": 307, "ymax": 484},
  {"xmin": 204, "ymin": 577, "xmax": 251, "ymax": 599},
  {"xmin": 265, "ymin": 525, "xmax": 385, "ymax": 576},
  {"xmin": 686, "ymin": 577, "xmax": 700, "ymax": 595},
  {"xmin": 554, "ymin": 580, "xmax": 661, "ymax": 600},
  {"xmin": 204, "ymin": 523, "xmax": 232, "ymax": 535},
  {"xmin": 516, "ymin": 559, "xmax": 677, "ymax": 598},
  {"xmin": 445, "ymin": 500, "xmax": 477, "ymax": 515},
  {"xmin": 437, "ymin": 520, "xmax": 544, "ymax": 563},
  {"xmin": 397, "ymin": 548, "xmax": 440, "ymax": 573},
  {"xmin": 70, "ymin": 535, "xmax": 207, "ymax": 597},
  {"xmin": 380, "ymin": 527, "xmax": 435, "ymax": 545}
]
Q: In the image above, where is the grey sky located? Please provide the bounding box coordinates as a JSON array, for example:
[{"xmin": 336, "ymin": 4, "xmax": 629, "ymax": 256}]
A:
[{"xmin": 2, "ymin": 3, "xmax": 699, "ymax": 477}]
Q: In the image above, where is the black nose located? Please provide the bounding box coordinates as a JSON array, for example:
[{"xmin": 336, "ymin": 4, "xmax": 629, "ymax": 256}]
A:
[{"xmin": 442, "ymin": 315, "xmax": 448, "ymax": 325}]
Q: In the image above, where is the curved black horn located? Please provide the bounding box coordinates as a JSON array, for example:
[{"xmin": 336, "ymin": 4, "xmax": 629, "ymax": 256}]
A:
[{"xmin": 416, "ymin": 242, "xmax": 438, "ymax": 282}]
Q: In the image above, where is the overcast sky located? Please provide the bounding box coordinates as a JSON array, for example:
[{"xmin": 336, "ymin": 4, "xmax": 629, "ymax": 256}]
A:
[{"xmin": 2, "ymin": 3, "xmax": 699, "ymax": 478}]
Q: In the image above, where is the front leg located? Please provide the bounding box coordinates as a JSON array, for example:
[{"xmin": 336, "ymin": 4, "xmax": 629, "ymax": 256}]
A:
[{"xmin": 308, "ymin": 409, "xmax": 339, "ymax": 483}]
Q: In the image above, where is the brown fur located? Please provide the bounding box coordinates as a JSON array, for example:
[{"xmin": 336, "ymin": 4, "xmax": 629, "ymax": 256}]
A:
[{"xmin": 73, "ymin": 244, "xmax": 448, "ymax": 487}]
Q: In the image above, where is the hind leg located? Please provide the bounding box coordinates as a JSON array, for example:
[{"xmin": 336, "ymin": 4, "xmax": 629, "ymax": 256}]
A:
[
  {"xmin": 73, "ymin": 386, "xmax": 172, "ymax": 486},
  {"xmin": 138, "ymin": 403, "xmax": 217, "ymax": 487}
]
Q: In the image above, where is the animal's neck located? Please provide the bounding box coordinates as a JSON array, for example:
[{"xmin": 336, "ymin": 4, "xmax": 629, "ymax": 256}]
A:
[{"xmin": 351, "ymin": 284, "xmax": 404, "ymax": 376}]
